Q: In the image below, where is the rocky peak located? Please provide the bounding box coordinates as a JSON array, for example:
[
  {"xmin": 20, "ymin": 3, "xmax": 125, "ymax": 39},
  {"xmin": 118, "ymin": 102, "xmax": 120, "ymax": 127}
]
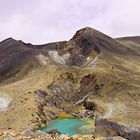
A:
[{"xmin": 71, "ymin": 27, "xmax": 92, "ymax": 40}]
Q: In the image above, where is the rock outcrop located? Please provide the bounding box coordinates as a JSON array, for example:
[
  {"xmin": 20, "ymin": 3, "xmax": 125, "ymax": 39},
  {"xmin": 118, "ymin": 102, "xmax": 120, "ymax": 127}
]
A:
[
  {"xmin": 95, "ymin": 118, "xmax": 140, "ymax": 140},
  {"xmin": 0, "ymin": 129, "xmax": 96, "ymax": 140}
]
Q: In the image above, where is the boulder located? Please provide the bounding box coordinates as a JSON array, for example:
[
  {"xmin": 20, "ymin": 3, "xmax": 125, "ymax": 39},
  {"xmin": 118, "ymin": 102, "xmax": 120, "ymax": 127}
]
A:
[
  {"xmin": 95, "ymin": 118, "xmax": 140, "ymax": 140},
  {"xmin": 47, "ymin": 129, "xmax": 61, "ymax": 137}
]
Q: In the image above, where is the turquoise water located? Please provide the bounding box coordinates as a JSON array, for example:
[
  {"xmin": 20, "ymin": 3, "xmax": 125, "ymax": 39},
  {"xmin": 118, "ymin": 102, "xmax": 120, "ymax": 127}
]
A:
[{"xmin": 40, "ymin": 119, "xmax": 93, "ymax": 135}]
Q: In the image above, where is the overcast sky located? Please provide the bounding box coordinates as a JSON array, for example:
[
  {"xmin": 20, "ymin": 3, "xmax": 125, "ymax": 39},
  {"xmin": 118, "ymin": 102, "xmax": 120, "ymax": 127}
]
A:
[{"xmin": 0, "ymin": 0, "xmax": 140, "ymax": 44}]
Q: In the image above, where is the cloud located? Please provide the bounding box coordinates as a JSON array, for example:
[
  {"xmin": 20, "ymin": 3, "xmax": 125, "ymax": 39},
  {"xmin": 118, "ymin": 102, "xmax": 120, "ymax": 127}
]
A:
[{"xmin": 0, "ymin": 0, "xmax": 140, "ymax": 44}]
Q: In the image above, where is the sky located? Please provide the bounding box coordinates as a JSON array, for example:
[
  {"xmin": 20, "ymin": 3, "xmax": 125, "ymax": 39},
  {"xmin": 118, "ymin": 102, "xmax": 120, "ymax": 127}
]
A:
[{"xmin": 0, "ymin": 0, "xmax": 140, "ymax": 44}]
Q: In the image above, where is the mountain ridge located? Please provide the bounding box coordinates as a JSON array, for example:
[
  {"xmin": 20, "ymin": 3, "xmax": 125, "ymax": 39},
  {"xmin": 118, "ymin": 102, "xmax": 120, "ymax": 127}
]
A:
[{"xmin": 0, "ymin": 27, "xmax": 139, "ymax": 139}]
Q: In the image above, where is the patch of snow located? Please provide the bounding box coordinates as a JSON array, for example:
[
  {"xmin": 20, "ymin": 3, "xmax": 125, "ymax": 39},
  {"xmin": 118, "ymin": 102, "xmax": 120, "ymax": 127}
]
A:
[
  {"xmin": 103, "ymin": 103, "xmax": 114, "ymax": 118},
  {"xmin": 48, "ymin": 51, "xmax": 66, "ymax": 65},
  {"xmin": 35, "ymin": 53, "xmax": 49, "ymax": 65},
  {"xmin": 0, "ymin": 95, "xmax": 12, "ymax": 112}
]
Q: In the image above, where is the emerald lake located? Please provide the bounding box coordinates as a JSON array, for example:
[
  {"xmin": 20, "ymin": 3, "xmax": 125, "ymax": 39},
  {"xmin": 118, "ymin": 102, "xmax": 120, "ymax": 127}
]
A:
[{"xmin": 40, "ymin": 119, "xmax": 93, "ymax": 135}]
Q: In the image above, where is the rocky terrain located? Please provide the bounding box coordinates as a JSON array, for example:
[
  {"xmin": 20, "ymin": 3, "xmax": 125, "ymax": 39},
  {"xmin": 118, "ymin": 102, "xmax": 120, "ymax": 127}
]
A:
[
  {"xmin": 0, "ymin": 129, "xmax": 128, "ymax": 140},
  {"xmin": 0, "ymin": 27, "xmax": 140, "ymax": 139}
]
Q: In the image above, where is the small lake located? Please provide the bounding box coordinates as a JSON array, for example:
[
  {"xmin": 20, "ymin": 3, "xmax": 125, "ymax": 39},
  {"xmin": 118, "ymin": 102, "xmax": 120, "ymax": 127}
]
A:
[{"xmin": 40, "ymin": 119, "xmax": 93, "ymax": 135}]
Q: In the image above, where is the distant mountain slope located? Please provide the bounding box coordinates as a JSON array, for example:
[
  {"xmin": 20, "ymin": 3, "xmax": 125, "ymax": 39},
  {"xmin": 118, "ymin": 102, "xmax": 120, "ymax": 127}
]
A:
[
  {"xmin": 117, "ymin": 36, "xmax": 140, "ymax": 44},
  {"xmin": 116, "ymin": 36, "xmax": 140, "ymax": 58}
]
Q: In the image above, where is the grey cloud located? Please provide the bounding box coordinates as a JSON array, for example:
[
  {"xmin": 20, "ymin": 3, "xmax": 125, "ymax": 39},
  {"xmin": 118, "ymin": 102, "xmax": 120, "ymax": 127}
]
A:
[{"xmin": 0, "ymin": 0, "xmax": 140, "ymax": 44}]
